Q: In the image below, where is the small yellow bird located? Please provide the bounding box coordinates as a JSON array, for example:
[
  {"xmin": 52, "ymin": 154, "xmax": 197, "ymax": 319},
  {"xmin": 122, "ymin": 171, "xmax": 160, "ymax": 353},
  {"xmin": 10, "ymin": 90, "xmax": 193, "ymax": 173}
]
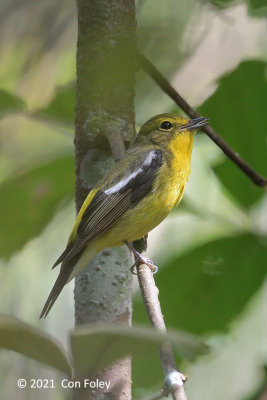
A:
[{"xmin": 40, "ymin": 113, "xmax": 208, "ymax": 318}]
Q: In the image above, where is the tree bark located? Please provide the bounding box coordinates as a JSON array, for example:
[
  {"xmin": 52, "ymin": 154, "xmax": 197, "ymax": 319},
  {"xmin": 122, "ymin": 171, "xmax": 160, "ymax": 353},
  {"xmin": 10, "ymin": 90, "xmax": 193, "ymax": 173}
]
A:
[{"xmin": 73, "ymin": 1, "xmax": 136, "ymax": 399}]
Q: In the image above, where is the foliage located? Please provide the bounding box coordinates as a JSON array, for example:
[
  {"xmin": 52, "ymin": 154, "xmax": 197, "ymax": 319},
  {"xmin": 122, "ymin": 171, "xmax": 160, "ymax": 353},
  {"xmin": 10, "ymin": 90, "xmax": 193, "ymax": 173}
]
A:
[
  {"xmin": 0, "ymin": 157, "xmax": 74, "ymax": 259},
  {"xmin": 134, "ymin": 234, "xmax": 267, "ymax": 334},
  {"xmin": 0, "ymin": 315, "xmax": 72, "ymax": 375},
  {"xmin": 0, "ymin": 90, "xmax": 25, "ymax": 117},
  {"xmin": 199, "ymin": 61, "xmax": 267, "ymax": 208},
  {"xmin": 34, "ymin": 83, "xmax": 75, "ymax": 126},
  {"xmin": 0, "ymin": 315, "xmax": 205, "ymax": 376}
]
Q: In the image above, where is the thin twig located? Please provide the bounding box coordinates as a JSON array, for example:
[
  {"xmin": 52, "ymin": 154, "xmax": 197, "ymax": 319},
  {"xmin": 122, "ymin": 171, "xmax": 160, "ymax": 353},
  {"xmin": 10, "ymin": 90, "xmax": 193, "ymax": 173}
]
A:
[
  {"xmin": 137, "ymin": 262, "xmax": 187, "ymax": 400},
  {"xmin": 138, "ymin": 53, "xmax": 267, "ymax": 188}
]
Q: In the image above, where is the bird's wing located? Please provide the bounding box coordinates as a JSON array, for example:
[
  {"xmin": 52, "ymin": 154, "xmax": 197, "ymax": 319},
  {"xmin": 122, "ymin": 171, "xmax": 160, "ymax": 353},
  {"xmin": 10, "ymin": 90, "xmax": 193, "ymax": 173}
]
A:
[
  {"xmin": 63, "ymin": 148, "xmax": 163, "ymax": 261},
  {"xmin": 40, "ymin": 149, "xmax": 162, "ymax": 318}
]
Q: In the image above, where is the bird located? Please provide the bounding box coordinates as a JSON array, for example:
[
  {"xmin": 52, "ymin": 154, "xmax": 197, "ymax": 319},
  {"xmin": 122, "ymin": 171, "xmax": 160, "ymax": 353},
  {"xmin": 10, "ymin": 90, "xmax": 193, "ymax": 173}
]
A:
[{"xmin": 40, "ymin": 113, "xmax": 208, "ymax": 318}]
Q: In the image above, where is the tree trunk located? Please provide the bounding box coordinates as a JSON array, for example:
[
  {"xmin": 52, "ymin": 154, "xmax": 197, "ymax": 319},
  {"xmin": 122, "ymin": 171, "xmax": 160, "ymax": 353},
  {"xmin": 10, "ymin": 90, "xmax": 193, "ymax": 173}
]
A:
[{"xmin": 73, "ymin": 1, "xmax": 136, "ymax": 399}]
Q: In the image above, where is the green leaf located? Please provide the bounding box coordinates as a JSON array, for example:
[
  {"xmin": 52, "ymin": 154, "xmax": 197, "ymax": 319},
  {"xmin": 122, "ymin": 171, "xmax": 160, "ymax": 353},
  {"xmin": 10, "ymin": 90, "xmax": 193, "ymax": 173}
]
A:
[
  {"xmin": 203, "ymin": 0, "xmax": 238, "ymax": 9},
  {"xmin": 199, "ymin": 61, "xmax": 267, "ymax": 208},
  {"xmin": 71, "ymin": 324, "xmax": 206, "ymax": 376},
  {"xmin": 0, "ymin": 315, "xmax": 72, "ymax": 375},
  {"xmin": 0, "ymin": 89, "xmax": 25, "ymax": 117},
  {"xmin": 248, "ymin": 0, "xmax": 267, "ymax": 16},
  {"xmin": 134, "ymin": 234, "xmax": 267, "ymax": 335},
  {"xmin": 34, "ymin": 82, "xmax": 75, "ymax": 125},
  {"xmin": 0, "ymin": 156, "xmax": 74, "ymax": 259}
]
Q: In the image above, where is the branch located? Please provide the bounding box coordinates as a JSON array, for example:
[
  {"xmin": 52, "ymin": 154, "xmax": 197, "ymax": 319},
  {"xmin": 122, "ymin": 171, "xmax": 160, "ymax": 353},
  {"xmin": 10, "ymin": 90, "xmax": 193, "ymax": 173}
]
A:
[
  {"xmin": 138, "ymin": 53, "xmax": 267, "ymax": 189},
  {"xmin": 137, "ymin": 261, "xmax": 187, "ymax": 400}
]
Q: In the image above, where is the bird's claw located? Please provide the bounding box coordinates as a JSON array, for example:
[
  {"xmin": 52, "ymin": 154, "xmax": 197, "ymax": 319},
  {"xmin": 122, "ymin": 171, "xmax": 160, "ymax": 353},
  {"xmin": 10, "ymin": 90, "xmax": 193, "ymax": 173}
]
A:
[
  {"xmin": 130, "ymin": 257, "xmax": 158, "ymax": 275},
  {"xmin": 143, "ymin": 257, "xmax": 158, "ymax": 274},
  {"xmin": 130, "ymin": 262, "xmax": 138, "ymax": 275},
  {"xmin": 151, "ymin": 264, "xmax": 158, "ymax": 274},
  {"xmin": 124, "ymin": 240, "xmax": 158, "ymax": 275}
]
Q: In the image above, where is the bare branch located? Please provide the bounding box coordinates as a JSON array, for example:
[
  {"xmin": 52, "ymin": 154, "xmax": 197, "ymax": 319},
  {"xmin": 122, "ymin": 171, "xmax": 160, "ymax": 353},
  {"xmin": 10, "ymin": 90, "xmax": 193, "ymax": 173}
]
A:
[
  {"xmin": 137, "ymin": 262, "xmax": 187, "ymax": 400},
  {"xmin": 138, "ymin": 53, "xmax": 267, "ymax": 189}
]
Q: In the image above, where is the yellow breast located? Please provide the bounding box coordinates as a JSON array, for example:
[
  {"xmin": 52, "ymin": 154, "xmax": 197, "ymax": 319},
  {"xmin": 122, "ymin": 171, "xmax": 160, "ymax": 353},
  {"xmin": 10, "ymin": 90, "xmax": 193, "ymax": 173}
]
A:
[
  {"xmin": 154, "ymin": 131, "xmax": 193, "ymax": 209},
  {"xmin": 94, "ymin": 132, "xmax": 194, "ymax": 249},
  {"xmin": 97, "ymin": 135, "xmax": 193, "ymax": 249}
]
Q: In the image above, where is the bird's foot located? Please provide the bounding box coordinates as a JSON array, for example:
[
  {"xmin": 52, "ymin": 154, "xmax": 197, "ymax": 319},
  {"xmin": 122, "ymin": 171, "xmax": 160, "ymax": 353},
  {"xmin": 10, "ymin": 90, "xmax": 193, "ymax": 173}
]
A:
[
  {"xmin": 135, "ymin": 254, "xmax": 158, "ymax": 274},
  {"xmin": 124, "ymin": 240, "xmax": 158, "ymax": 275}
]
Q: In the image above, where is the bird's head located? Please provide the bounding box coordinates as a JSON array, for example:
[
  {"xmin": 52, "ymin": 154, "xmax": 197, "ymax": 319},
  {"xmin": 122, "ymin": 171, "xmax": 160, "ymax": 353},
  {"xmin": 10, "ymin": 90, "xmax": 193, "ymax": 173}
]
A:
[{"xmin": 135, "ymin": 113, "xmax": 208, "ymax": 146}]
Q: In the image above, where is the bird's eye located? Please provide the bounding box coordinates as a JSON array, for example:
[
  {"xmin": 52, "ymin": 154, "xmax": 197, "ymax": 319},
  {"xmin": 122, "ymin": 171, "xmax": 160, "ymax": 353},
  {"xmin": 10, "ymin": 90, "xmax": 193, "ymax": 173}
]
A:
[{"xmin": 160, "ymin": 121, "xmax": 172, "ymax": 130}]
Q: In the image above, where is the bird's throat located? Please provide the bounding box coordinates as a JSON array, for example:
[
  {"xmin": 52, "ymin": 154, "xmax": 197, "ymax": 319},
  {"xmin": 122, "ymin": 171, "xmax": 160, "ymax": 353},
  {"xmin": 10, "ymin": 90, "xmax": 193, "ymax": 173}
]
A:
[{"xmin": 168, "ymin": 133, "xmax": 194, "ymax": 173}]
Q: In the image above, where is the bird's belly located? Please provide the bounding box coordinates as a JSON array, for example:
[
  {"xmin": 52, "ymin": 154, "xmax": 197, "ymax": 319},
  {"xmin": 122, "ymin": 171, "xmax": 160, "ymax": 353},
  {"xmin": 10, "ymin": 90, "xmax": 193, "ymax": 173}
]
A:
[{"xmin": 96, "ymin": 178, "xmax": 186, "ymax": 249}]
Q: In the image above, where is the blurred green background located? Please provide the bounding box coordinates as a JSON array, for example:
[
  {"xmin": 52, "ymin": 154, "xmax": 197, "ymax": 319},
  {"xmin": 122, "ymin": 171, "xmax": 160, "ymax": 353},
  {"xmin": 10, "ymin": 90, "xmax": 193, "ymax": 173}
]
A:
[{"xmin": 0, "ymin": 0, "xmax": 266, "ymax": 399}]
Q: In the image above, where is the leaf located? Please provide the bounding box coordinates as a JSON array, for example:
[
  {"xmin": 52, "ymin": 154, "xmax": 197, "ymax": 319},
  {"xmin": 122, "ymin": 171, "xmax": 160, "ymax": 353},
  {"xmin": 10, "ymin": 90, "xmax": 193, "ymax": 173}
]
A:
[
  {"xmin": 203, "ymin": 0, "xmax": 237, "ymax": 9},
  {"xmin": 134, "ymin": 234, "xmax": 267, "ymax": 335},
  {"xmin": 199, "ymin": 61, "xmax": 267, "ymax": 208},
  {"xmin": 0, "ymin": 90, "xmax": 25, "ymax": 117},
  {"xmin": 0, "ymin": 156, "xmax": 74, "ymax": 259},
  {"xmin": 248, "ymin": 0, "xmax": 267, "ymax": 16},
  {"xmin": 34, "ymin": 82, "xmax": 75, "ymax": 125},
  {"xmin": 0, "ymin": 315, "xmax": 72, "ymax": 375},
  {"xmin": 71, "ymin": 324, "xmax": 207, "ymax": 376}
]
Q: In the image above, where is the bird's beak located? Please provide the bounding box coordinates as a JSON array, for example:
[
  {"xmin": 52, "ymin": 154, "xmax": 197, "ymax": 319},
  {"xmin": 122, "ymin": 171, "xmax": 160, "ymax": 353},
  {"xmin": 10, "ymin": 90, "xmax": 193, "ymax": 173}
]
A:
[{"xmin": 180, "ymin": 117, "xmax": 209, "ymax": 131}]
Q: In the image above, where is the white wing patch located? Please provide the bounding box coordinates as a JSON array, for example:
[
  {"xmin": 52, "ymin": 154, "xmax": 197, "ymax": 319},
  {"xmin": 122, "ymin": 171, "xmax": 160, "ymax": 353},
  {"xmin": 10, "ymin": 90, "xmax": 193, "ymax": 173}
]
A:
[{"xmin": 104, "ymin": 151, "xmax": 157, "ymax": 195}]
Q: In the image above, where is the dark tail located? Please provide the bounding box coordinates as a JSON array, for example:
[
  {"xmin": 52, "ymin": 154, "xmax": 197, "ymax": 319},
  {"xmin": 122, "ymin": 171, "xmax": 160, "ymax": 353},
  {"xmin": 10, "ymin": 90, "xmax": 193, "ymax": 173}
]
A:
[{"xmin": 40, "ymin": 252, "xmax": 82, "ymax": 319}]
